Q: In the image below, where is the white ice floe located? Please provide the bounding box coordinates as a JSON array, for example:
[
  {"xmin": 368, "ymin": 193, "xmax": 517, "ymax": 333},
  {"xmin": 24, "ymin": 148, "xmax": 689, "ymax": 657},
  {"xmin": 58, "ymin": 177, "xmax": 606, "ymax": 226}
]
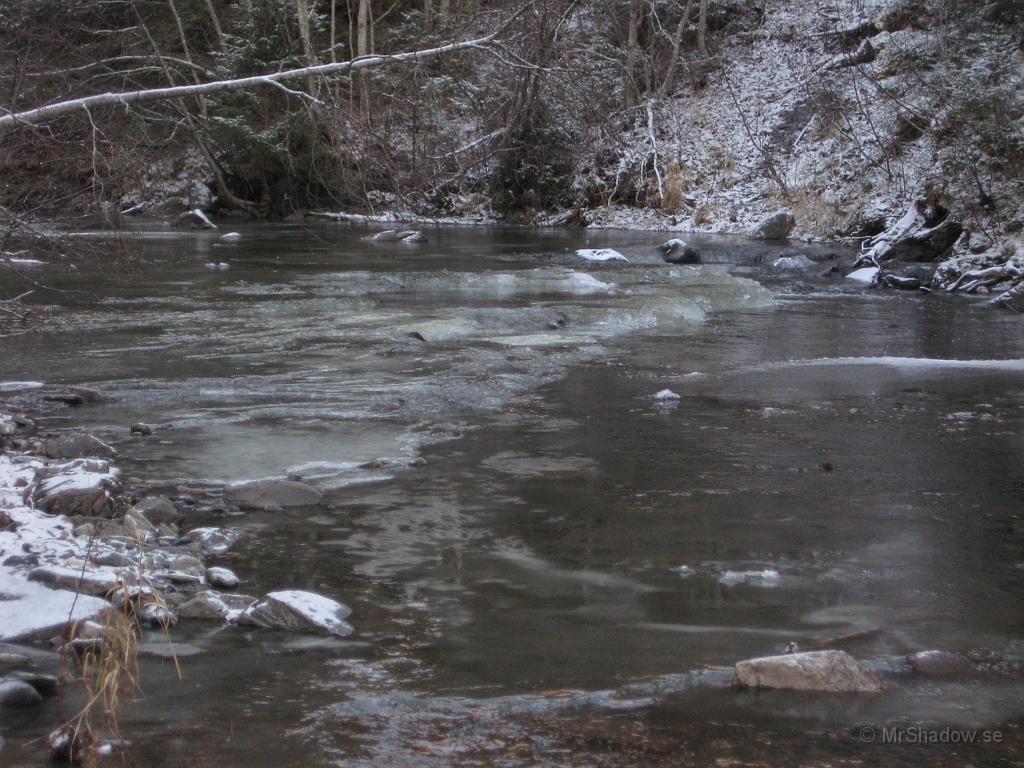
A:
[
  {"xmin": 575, "ymin": 248, "xmax": 629, "ymax": 263},
  {"xmin": 719, "ymin": 569, "xmax": 781, "ymax": 587}
]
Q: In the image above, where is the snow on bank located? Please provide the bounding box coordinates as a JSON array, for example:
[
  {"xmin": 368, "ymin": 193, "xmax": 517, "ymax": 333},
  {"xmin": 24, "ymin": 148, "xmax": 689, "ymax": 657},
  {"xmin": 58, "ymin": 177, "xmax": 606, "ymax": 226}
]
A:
[{"xmin": 0, "ymin": 455, "xmax": 110, "ymax": 640}]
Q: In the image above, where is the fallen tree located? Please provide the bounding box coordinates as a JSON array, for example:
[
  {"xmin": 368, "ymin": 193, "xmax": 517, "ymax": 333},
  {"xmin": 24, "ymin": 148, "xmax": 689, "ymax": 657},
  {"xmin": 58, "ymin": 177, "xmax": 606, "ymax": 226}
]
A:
[{"xmin": 0, "ymin": 32, "xmax": 504, "ymax": 130}]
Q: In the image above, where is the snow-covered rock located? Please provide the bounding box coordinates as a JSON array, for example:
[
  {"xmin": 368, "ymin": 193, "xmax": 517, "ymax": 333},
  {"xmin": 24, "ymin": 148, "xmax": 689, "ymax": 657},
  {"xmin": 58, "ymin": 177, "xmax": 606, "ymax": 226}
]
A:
[
  {"xmin": 846, "ymin": 266, "xmax": 880, "ymax": 286},
  {"xmin": 575, "ymin": 248, "xmax": 628, "ymax": 263},
  {"xmin": 31, "ymin": 459, "xmax": 122, "ymax": 517},
  {"xmin": 0, "ymin": 579, "xmax": 109, "ymax": 642},
  {"xmin": 735, "ymin": 650, "xmax": 882, "ymax": 692},
  {"xmin": 243, "ymin": 590, "xmax": 353, "ymax": 637},
  {"xmin": 661, "ymin": 239, "xmax": 700, "ymax": 264},
  {"xmin": 206, "ymin": 566, "xmax": 239, "ymax": 590},
  {"xmin": 182, "ymin": 527, "xmax": 241, "ymax": 556},
  {"xmin": 654, "ymin": 389, "xmax": 680, "ymax": 401},
  {"xmin": 771, "ymin": 254, "xmax": 815, "ymax": 271},
  {"xmin": 219, "ymin": 232, "xmax": 242, "ymax": 241}
]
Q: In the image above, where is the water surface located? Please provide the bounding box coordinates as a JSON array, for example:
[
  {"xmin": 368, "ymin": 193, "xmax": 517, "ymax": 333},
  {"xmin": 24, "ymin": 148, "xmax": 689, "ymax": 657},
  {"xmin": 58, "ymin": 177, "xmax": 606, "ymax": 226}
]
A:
[{"xmin": 2, "ymin": 223, "xmax": 1023, "ymax": 766}]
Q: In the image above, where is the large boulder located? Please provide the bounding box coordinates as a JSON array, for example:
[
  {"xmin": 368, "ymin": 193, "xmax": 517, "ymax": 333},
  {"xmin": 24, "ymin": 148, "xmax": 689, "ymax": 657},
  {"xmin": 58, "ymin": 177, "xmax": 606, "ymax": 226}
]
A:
[
  {"xmin": 31, "ymin": 459, "xmax": 123, "ymax": 517},
  {"xmin": 243, "ymin": 590, "xmax": 353, "ymax": 637},
  {"xmin": 751, "ymin": 210, "xmax": 796, "ymax": 241},
  {"xmin": 225, "ymin": 479, "xmax": 323, "ymax": 510},
  {"xmin": 735, "ymin": 650, "xmax": 882, "ymax": 692}
]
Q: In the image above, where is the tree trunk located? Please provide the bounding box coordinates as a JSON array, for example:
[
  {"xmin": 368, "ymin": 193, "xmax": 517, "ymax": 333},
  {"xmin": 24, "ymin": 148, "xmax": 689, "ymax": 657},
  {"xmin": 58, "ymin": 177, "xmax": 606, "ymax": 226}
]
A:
[
  {"xmin": 357, "ymin": 0, "xmax": 370, "ymax": 56},
  {"xmin": 295, "ymin": 0, "xmax": 317, "ymax": 93},
  {"xmin": 623, "ymin": 0, "xmax": 642, "ymax": 109},
  {"xmin": 657, "ymin": 0, "xmax": 695, "ymax": 99},
  {"xmin": 202, "ymin": 0, "xmax": 225, "ymax": 50},
  {"xmin": 0, "ymin": 31, "xmax": 505, "ymax": 129},
  {"xmin": 424, "ymin": 0, "xmax": 433, "ymax": 29},
  {"xmin": 696, "ymin": 0, "xmax": 708, "ymax": 56}
]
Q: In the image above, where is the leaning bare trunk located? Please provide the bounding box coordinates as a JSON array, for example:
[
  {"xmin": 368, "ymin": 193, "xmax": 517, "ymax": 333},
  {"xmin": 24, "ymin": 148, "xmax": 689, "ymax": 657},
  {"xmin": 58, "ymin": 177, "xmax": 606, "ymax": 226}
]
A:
[
  {"xmin": 203, "ymin": 0, "xmax": 225, "ymax": 50},
  {"xmin": 657, "ymin": 0, "xmax": 695, "ymax": 99}
]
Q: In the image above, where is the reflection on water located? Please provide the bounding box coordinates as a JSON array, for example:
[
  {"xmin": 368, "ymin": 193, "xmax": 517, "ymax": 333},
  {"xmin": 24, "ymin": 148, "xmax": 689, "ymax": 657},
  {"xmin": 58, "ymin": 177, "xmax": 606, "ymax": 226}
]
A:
[{"xmin": 2, "ymin": 223, "xmax": 1023, "ymax": 766}]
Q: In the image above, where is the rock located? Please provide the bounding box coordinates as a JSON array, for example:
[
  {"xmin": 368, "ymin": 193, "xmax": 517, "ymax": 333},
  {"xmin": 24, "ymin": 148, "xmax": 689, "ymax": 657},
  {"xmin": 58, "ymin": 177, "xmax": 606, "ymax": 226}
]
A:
[
  {"xmin": 124, "ymin": 508, "xmax": 157, "ymax": 537},
  {"xmin": 178, "ymin": 591, "xmax": 230, "ymax": 620},
  {"xmin": 735, "ymin": 650, "xmax": 882, "ymax": 692},
  {"xmin": 0, "ymin": 679, "xmax": 43, "ymax": 707},
  {"xmin": 0, "ymin": 653, "xmax": 30, "ymax": 666},
  {"xmin": 882, "ymin": 274, "xmax": 921, "ymax": 290},
  {"xmin": 140, "ymin": 602, "xmax": 177, "ymax": 628},
  {"xmin": 661, "ymin": 239, "xmax": 701, "ymax": 264},
  {"xmin": 133, "ymin": 496, "xmax": 181, "ymax": 527},
  {"xmin": 906, "ymin": 650, "xmax": 976, "ymax": 678},
  {"xmin": 42, "ymin": 387, "xmax": 104, "ymax": 406},
  {"xmin": 29, "ymin": 565, "xmax": 123, "ymax": 597},
  {"xmin": 400, "ymin": 231, "xmax": 426, "ymax": 243},
  {"xmin": 32, "ymin": 460, "xmax": 123, "ymax": 517},
  {"xmin": 243, "ymin": 590, "xmax": 354, "ymax": 637},
  {"xmin": 225, "ymin": 479, "xmax": 323, "ymax": 510},
  {"xmin": 9, "ymin": 671, "xmax": 58, "ymax": 696},
  {"xmin": 751, "ymin": 210, "xmax": 796, "ymax": 240},
  {"xmin": 43, "ymin": 433, "xmax": 115, "ymax": 459},
  {"xmin": 130, "ymin": 423, "xmax": 153, "ymax": 436},
  {"xmin": 219, "ymin": 232, "xmax": 242, "ymax": 242},
  {"xmin": 575, "ymin": 248, "xmax": 628, "ymax": 263},
  {"xmin": 182, "ymin": 527, "xmax": 240, "ymax": 555},
  {"xmin": 846, "ymin": 266, "xmax": 880, "ymax": 286},
  {"xmin": 771, "ymin": 254, "xmax": 815, "ymax": 271},
  {"xmin": 206, "ymin": 566, "xmax": 239, "ymax": 590},
  {"xmin": 654, "ymin": 389, "xmax": 680, "ymax": 401}
]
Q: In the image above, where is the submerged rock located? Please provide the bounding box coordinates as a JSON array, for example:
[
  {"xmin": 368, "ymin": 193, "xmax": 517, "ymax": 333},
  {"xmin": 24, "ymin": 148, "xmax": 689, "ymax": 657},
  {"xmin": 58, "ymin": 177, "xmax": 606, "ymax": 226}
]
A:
[
  {"xmin": 43, "ymin": 433, "xmax": 116, "ymax": 460},
  {"xmin": 735, "ymin": 650, "xmax": 882, "ymax": 692},
  {"xmin": 751, "ymin": 210, "xmax": 796, "ymax": 241},
  {"xmin": 225, "ymin": 479, "xmax": 323, "ymax": 510},
  {"xmin": 243, "ymin": 590, "xmax": 353, "ymax": 637},
  {"xmin": 906, "ymin": 650, "xmax": 976, "ymax": 678}
]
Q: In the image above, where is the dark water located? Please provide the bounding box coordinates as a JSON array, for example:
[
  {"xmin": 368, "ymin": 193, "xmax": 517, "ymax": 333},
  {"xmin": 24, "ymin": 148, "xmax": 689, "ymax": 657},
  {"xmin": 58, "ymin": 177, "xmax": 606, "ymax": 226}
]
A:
[{"xmin": 2, "ymin": 223, "xmax": 1024, "ymax": 766}]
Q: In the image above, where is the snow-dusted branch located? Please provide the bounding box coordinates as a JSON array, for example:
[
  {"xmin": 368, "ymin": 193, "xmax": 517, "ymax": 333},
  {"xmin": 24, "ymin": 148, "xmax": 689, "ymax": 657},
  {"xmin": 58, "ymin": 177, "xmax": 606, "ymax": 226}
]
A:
[{"xmin": 0, "ymin": 32, "xmax": 500, "ymax": 130}]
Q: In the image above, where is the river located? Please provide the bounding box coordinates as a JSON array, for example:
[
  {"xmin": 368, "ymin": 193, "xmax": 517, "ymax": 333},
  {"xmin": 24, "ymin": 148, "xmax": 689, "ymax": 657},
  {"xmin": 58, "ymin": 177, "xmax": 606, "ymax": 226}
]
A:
[{"xmin": 2, "ymin": 223, "xmax": 1023, "ymax": 766}]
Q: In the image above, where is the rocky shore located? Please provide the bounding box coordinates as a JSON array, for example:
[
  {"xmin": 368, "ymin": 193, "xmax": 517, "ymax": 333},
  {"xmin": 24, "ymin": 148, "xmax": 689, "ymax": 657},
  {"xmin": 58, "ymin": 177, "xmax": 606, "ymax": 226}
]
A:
[{"xmin": 0, "ymin": 386, "xmax": 355, "ymax": 756}]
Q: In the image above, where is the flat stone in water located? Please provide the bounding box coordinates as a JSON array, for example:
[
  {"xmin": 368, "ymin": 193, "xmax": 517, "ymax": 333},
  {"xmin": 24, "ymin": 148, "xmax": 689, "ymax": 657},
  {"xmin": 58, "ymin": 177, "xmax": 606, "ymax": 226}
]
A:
[
  {"xmin": 735, "ymin": 650, "xmax": 882, "ymax": 693},
  {"xmin": 225, "ymin": 479, "xmax": 323, "ymax": 510}
]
